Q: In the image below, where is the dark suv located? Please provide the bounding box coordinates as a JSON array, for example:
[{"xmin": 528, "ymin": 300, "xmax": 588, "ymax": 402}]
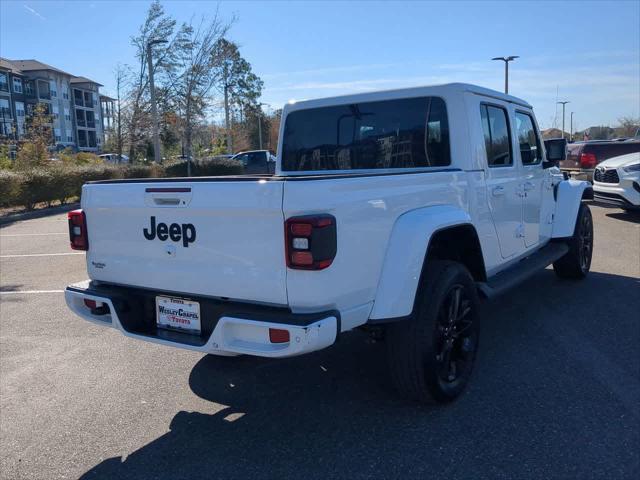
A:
[{"xmin": 560, "ymin": 140, "xmax": 640, "ymax": 182}]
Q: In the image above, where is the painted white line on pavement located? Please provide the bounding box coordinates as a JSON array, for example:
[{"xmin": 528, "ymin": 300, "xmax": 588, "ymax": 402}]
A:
[
  {"xmin": 0, "ymin": 233, "xmax": 67, "ymax": 237},
  {"xmin": 0, "ymin": 253, "xmax": 84, "ymax": 258},
  {"xmin": 0, "ymin": 290, "xmax": 65, "ymax": 295}
]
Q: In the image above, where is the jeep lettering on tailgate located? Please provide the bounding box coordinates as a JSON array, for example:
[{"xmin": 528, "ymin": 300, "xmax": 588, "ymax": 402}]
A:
[{"xmin": 143, "ymin": 216, "xmax": 196, "ymax": 247}]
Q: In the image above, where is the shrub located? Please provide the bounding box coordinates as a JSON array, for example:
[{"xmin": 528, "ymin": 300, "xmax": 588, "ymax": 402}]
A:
[
  {"xmin": 122, "ymin": 164, "xmax": 165, "ymax": 179},
  {"xmin": 16, "ymin": 169, "xmax": 55, "ymax": 210},
  {"xmin": 164, "ymin": 158, "xmax": 243, "ymax": 177},
  {"xmin": 0, "ymin": 170, "xmax": 22, "ymax": 207}
]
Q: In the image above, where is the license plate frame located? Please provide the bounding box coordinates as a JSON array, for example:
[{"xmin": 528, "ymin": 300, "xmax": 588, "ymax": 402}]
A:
[{"xmin": 155, "ymin": 296, "xmax": 201, "ymax": 334}]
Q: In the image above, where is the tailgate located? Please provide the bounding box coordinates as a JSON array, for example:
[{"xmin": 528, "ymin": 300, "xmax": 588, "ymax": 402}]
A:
[{"xmin": 82, "ymin": 180, "xmax": 287, "ymax": 305}]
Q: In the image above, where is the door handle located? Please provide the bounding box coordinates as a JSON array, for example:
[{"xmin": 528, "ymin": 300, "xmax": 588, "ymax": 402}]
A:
[
  {"xmin": 492, "ymin": 186, "xmax": 505, "ymax": 197},
  {"xmin": 523, "ymin": 181, "xmax": 535, "ymax": 191}
]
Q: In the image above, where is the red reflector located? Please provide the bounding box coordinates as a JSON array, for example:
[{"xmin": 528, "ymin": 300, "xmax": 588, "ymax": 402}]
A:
[
  {"xmin": 291, "ymin": 251, "xmax": 314, "ymax": 266},
  {"xmin": 290, "ymin": 223, "xmax": 313, "ymax": 236},
  {"xmin": 84, "ymin": 299, "xmax": 97, "ymax": 309},
  {"xmin": 580, "ymin": 152, "xmax": 597, "ymax": 169},
  {"xmin": 269, "ymin": 328, "xmax": 290, "ymax": 343}
]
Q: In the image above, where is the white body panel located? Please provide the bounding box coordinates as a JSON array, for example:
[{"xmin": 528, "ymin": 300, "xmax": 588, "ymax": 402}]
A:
[
  {"xmin": 593, "ymin": 152, "xmax": 640, "ymax": 207},
  {"xmin": 67, "ymin": 82, "xmax": 589, "ymax": 358},
  {"xmin": 82, "ymin": 180, "xmax": 288, "ymax": 305}
]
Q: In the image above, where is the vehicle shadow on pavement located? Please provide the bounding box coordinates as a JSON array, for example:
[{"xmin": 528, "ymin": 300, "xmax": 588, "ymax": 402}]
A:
[
  {"xmin": 605, "ymin": 211, "xmax": 640, "ymax": 224},
  {"xmin": 79, "ymin": 271, "xmax": 640, "ymax": 480}
]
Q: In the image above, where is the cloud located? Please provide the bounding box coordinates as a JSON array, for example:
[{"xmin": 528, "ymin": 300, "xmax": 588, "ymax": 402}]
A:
[{"xmin": 23, "ymin": 4, "xmax": 46, "ymax": 20}]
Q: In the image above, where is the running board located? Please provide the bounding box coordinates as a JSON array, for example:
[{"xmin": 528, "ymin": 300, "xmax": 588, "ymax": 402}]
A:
[{"xmin": 477, "ymin": 242, "xmax": 569, "ymax": 299}]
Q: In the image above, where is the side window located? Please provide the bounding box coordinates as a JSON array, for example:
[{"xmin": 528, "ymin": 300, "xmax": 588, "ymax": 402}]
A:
[
  {"xmin": 515, "ymin": 112, "xmax": 542, "ymax": 165},
  {"xmin": 480, "ymin": 104, "xmax": 513, "ymax": 167}
]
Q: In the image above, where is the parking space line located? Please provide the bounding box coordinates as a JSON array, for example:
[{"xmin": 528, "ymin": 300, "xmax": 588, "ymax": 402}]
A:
[
  {"xmin": 0, "ymin": 253, "xmax": 84, "ymax": 258},
  {"xmin": 0, "ymin": 290, "xmax": 65, "ymax": 295},
  {"xmin": 0, "ymin": 233, "xmax": 67, "ymax": 237}
]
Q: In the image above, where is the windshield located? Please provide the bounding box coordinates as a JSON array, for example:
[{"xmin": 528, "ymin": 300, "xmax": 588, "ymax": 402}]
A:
[{"xmin": 281, "ymin": 96, "xmax": 450, "ymax": 171}]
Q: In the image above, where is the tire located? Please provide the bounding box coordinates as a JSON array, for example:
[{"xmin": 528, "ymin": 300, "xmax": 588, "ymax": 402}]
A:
[
  {"xmin": 553, "ymin": 203, "xmax": 593, "ymax": 279},
  {"xmin": 386, "ymin": 260, "xmax": 480, "ymax": 404}
]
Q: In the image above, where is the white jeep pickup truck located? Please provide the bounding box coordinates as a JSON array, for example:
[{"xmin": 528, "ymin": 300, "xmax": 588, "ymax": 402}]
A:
[{"xmin": 65, "ymin": 83, "xmax": 594, "ymax": 404}]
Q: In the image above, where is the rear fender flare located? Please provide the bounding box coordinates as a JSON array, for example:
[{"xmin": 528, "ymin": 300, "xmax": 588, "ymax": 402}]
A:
[
  {"xmin": 552, "ymin": 179, "xmax": 592, "ymax": 238},
  {"xmin": 369, "ymin": 205, "xmax": 472, "ymax": 320}
]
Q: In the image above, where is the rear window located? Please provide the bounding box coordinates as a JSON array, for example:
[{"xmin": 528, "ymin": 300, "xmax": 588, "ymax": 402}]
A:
[{"xmin": 281, "ymin": 96, "xmax": 450, "ymax": 171}]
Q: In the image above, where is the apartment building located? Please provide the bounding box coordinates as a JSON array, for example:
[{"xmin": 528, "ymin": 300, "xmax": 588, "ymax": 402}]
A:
[{"xmin": 0, "ymin": 58, "xmax": 105, "ymax": 153}]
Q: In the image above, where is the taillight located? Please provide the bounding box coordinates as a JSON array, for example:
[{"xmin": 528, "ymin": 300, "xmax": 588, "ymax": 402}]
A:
[
  {"xmin": 580, "ymin": 153, "xmax": 597, "ymax": 169},
  {"xmin": 285, "ymin": 214, "xmax": 337, "ymax": 270},
  {"xmin": 68, "ymin": 209, "xmax": 88, "ymax": 251}
]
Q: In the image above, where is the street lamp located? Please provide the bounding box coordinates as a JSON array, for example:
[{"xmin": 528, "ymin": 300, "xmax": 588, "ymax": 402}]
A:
[
  {"xmin": 147, "ymin": 39, "xmax": 167, "ymax": 163},
  {"xmin": 491, "ymin": 55, "xmax": 519, "ymax": 94},
  {"xmin": 257, "ymin": 102, "xmax": 271, "ymax": 150},
  {"xmin": 557, "ymin": 101, "xmax": 570, "ymax": 140},
  {"xmin": 570, "ymin": 111, "xmax": 574, "ymax": 142}
]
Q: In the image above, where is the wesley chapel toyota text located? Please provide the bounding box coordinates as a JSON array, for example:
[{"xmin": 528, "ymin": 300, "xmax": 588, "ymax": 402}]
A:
[{"xmin": 66, "ymin": 83, "xmax": 593, "ymax": 404}]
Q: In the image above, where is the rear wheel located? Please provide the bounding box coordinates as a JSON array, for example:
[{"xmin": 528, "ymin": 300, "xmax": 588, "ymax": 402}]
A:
[
  {"xmin": 386, "ymin": 261, "xmax": 480, "ymax": 404},
  {"xmin": 553, "ymin": 203, "xmax": 593, "ymax": 279}
]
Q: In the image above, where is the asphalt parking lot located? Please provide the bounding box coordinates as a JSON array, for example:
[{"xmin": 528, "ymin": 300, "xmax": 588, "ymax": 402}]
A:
[{"xmin": 0, "ymin": 204, "xmax": 639, "ymax": 480}]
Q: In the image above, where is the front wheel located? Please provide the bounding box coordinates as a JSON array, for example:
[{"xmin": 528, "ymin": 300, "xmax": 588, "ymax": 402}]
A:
[
  {"xmin": 553, "ymin": 203, "xmax": 593, "ymax": 279},
  {"xmin": 386, "ymin": 261, "xmax": 480, "ymax": 404}
]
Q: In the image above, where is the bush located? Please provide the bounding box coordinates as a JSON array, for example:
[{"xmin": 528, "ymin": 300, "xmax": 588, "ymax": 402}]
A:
[
  {"xmin": 0, "ymin": 170, "xmax": 22, "ymax": 207},
  {"xmin": 15, "ymin": 169, "xmax": 55, "ymax": 210},
  {"xmin": 0, "ymin": 157, "xmax": 244, "ymax": 210},
  {"xmin": 164, "ymin": 158, "xmax": 243, "ymax": 177}
]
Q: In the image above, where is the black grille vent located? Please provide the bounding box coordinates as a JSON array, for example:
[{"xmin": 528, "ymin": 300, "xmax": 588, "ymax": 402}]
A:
[{"xmin": 594, "ymin": 168, "xmax": 619, "ymax": 183}]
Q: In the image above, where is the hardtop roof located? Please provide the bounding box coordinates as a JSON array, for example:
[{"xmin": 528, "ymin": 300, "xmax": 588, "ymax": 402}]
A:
[{"xmin": 284, "ymin": 82, "xmax": 532, "ymax": 111}]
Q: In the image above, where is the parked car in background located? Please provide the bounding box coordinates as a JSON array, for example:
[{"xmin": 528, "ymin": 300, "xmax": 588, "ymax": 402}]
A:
[
  {"xmin": 593, "ymin": 152, "xmax": 640, "ymax": 211},
  {"xmin": 231, "ymin": 150, "xmax": 277, "ymax": 174},
  {"xmin": 560, "ymin": 140, "xmax": 640, "ymax": 182},
  {"xmin": 99, "ymin": 153, "xmax": 130, "ymax": 164}
]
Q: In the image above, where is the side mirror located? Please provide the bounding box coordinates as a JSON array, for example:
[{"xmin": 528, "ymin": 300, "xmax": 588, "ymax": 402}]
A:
[{"xmin": 543, "ymin": 138, "xmax": 567, "ymax": 168}]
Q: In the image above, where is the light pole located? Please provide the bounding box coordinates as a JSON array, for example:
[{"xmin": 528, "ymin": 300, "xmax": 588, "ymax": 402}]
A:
[
  {"xmin": 147, "ymin": 39, "xmax": 167, "ymax": 163},
  {"xmin": 491, "ymin": 56, "xmax": 519, "ymax": 94},
  {"xmin": 570, "ymin": 111, "xmax": 574, "ymax": 142},
  {"xmin": 557, "ymin": 101, "xmax": 570, "ymax": 139},
  {"xmin": 257, "ymin": 102, "xmax": 271, "ymax": 150}
]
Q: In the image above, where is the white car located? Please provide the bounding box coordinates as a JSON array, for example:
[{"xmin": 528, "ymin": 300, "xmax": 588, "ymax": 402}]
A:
[
  {"xmin": 65, "ymin": 83, "xmax": 592, "ymax": 404},
  {"xmin": 99, "ymin": 153, "xmax": 129, "ymax": 164},
  {"xmin": 593, "ymin": 152, "xmax": 640, "ymax": 210}
]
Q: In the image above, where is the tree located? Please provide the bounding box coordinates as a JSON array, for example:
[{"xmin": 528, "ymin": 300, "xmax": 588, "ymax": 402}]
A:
[
  {"xmin": 127, "ymin": 0, "xmax": 180, "ymax": 160},
  {"xmin": 211, "ymin": 38, "xmax": 264, "ymax": 153},
  {"xmin": 15, "ymin": 103, "xmax": 51, "ymax": 169},
  {"xmin": 169, "ymin": 12, "xmax": 230, "ymax": 174},
  {"xmin": 616, "ymin": 117, "xmax": 640, "ymax": 138}
]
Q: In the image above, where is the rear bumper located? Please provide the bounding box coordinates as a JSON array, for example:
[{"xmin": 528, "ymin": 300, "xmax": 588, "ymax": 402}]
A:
[
  {"xmin": 65, "ymin": 281, "xmax": 339, "ymax": 358},
  {"xmin": 561, "ymin": 168, "xmax": 593, "ymax": 182}
]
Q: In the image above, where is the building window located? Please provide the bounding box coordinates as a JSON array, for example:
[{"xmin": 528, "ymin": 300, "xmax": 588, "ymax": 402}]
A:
[
  {"xmin": 0, "ymin": 73, "xmax": 8, "ymax": 92},
  {"xmin": 62, "ymin": 85, "xmax": 69, "ymax": 100},
  {"xmin": 54, "ymin": 127, "xmax": 61, "ymax": 142},
  {"xmin": 86, "ymin": 110, "xmax": 95, "ymax": 128},
  {"xmin": 67, "ymin": 134, "xmax": 73, "ymax": 142},
  {"xmin": 25, "ymin": 81, "xmax": 34, "ymax": 96},
  {"xmin": 88, "ymin": 130, "xmax": 97, "ymax": 148},
  {"xmin": 0, "ymin": 98, "xmax": 10, "ymax": 117},
  {"xmin": 74, "ymin": 89, "xmax": 83, "ymax": 106},
  {"xmin": 64, "ymin": 107, "xmax": 71, "ymax": 121},
  {"xmin": 84, "ymin": 91, "xmax": 92, "ymax": 108},
  {"xmin": 52, "ymin": 104, "xmax": 59, "ymax": 119},
  {"xmin": 12, "ymin": 77, "xmax": 23, "ymax": 94},
  {"xmin": 17, "ymin": 121, "xmax": 25, "ymax": 137},
  {"xmin": 50, "ymin": 80, "xmax": 58, "ymax": 98},
  {"xmin": 15, "ymin": 102, "xmax": 25, "ymax": 117},
  {"xmin": 75, "ymin": 108, "xmax": 86, "ymax": 127},
  {"xmin": 78, "ymin": 129, "xmax": 87, "ymax": 148}
]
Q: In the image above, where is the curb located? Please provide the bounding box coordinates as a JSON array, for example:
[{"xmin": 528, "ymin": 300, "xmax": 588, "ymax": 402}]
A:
[{"xmin": 0, "ymin": 203, "xmax": 80, "ymax": 226}]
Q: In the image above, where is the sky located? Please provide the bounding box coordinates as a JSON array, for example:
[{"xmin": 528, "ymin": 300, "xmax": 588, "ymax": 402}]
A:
[{"xmin": 1, "ymin": 0, "xmax": 639, "ymax": 131}]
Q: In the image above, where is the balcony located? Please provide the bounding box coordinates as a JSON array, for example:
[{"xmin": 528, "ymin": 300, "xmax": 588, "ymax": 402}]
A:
[{"xmin": 86, "ymin": 121, "xmax": 95, "ymax": 129}]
